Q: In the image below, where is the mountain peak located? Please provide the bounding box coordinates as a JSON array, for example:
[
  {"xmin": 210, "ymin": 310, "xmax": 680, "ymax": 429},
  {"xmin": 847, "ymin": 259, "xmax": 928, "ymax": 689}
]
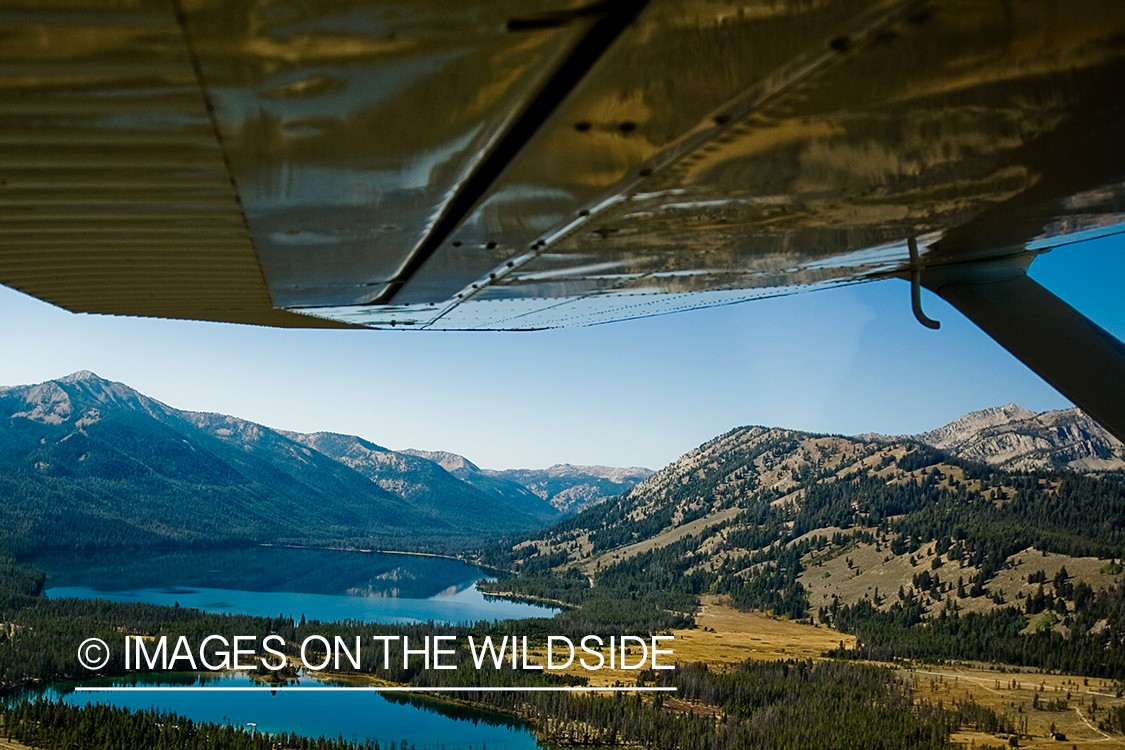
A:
[
  {"xmin": 0, "ymin": 371, "xmax": 171, "ymax": 427},
  {"xmin": 59, "ymin": 370, "xmax": 100, "ymax": 383},
  {"xmin": 914, "ymin": 404, "xmax": 1037, "ymax": 449},
  {"xmin": 401, "ymin": 449, "xmax": 482, "ymax": 474}
]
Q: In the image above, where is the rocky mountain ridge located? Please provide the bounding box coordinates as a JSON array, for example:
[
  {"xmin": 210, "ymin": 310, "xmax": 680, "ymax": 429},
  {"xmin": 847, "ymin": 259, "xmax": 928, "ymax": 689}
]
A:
[
  {"xmin": 910, "ymin": 404, "xmax": 1125, "ymax": 473},
  {"xmin": 402, "ymin": 449, "xmax": 652, "ymax": 514}
]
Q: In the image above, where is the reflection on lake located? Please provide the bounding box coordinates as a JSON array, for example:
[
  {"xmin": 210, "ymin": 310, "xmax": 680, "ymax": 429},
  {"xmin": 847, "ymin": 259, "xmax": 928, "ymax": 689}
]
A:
[
  {"xmin": 14, "ymin": 672, "xmax": 538, "ymax": 749},
  {"xmin": 34, "ymin": 546, "xmax": 557, "ymax": 624}
]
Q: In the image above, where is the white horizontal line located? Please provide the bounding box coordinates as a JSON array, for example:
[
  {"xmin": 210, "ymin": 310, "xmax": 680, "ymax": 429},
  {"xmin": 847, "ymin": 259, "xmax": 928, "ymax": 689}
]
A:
[{"xmin": 76, "ymin": 686, "xmax": 677, "ymax": 693}]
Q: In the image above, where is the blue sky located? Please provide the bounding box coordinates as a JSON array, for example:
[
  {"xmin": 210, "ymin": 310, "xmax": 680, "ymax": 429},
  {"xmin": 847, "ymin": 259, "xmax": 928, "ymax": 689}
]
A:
[{"xmin": 0, "ymin": 234, "xmax": 1120, "ymax": 470}]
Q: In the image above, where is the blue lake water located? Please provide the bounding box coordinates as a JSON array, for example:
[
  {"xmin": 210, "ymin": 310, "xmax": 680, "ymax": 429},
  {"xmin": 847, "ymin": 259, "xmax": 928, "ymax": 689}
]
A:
[
  {"xmin": 18, "ymin": 547, "xmax": 558, "ymax": 748},
  {"xmin": 16, "ymin": 672, "xmax": 539, "ymax": 749},
  {"xmin": 36, "ymin": 546, "xmax": 557, "ymax": 624}
]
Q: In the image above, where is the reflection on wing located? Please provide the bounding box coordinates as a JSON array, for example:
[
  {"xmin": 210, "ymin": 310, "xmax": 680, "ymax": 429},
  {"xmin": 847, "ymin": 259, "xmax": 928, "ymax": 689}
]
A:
[{"xmin": 0, "ymin": 0, "xmax": 1122, "ymax": 433}]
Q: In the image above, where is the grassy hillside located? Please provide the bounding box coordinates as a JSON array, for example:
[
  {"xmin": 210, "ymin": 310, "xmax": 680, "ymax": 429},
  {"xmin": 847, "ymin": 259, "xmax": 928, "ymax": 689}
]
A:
[{"xmin": 480, "ymin": 425, "xmax": 1125, "ymax": 676}]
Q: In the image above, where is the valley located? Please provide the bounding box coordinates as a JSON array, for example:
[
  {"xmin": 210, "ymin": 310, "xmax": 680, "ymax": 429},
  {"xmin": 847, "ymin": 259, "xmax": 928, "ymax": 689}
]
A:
[
  {"xmin": 2, "ymin": 374, "xmax": 1125, "ymax": 748},
  {"xmin": 531, "ymin": 595, "xmax": 1125, "ymax": 748},
  {"xmin": 488, "ymin": 422, "xmax": 1125, "ymax": 632}
]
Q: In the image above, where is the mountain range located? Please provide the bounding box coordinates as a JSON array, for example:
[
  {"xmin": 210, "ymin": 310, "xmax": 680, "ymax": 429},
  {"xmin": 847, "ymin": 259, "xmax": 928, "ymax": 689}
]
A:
[
  {"xmin": 0, "ymin": 372, "xmax": 649, "ymax": 553},
  {"xmin": 489, "ymin": 407, "xmax": 1125, "ymax": 638},
  {"xmin": 2, "ymin": 370, "xmax": 1120, "ymax": 567},
  {"xmin": 400, "ymin": 449, "xmax": 651, "ymax": 514}
]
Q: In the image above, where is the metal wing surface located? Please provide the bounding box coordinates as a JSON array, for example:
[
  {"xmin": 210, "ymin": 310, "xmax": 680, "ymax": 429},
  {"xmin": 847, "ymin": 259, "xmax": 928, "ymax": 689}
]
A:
[{"xmin": 1, "ymin": 0, "xmax": 1123, "ymax": 435}]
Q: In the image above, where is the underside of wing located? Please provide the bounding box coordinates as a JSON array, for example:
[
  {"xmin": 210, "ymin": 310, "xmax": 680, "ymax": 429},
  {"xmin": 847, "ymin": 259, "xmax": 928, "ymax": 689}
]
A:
[{"xmin": 0, "ymin": 0, "xmax": 1123, "ymax": 434}]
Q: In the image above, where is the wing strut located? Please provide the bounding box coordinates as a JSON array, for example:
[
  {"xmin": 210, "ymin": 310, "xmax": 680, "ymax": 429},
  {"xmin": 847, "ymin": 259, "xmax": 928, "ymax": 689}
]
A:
[
  {"xmin": 372, "ymin": 0, "xmax": 650, "ymax": 306},
  {"xmin": 920, "ymin": 257, "xmax": 1125, "ymax": 444}
]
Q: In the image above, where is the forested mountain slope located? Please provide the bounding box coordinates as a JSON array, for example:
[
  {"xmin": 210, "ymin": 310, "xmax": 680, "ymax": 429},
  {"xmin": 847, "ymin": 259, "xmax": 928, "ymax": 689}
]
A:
[
  {"xmin": 0, "ymin": 372, "xmax": 551, "ymax": 552},
  {"xmin": 482, "ymin": 424, "xmax": 1125, "ymax": 675},
  {"xmin": 285, "ymin": 432, "xmax": 561, "ymax": 522}
]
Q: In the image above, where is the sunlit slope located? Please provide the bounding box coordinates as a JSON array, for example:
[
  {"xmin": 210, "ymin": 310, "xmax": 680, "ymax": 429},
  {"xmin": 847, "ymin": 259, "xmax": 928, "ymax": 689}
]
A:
[{"xmin": 491, "ymin": 420, "xmax": 1125, "ymax": 627}]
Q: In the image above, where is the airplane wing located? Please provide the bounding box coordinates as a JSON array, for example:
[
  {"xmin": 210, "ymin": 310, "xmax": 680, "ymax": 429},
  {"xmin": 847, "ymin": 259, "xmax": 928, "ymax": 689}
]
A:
[{"xmin": 1, "ymin": 0, "xmax": 1123, "ymax": 437}]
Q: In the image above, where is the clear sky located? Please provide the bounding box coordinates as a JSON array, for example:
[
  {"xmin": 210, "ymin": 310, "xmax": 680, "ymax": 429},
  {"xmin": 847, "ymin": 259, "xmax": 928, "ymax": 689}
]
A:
[{"xmin": 0, "ymin": 233, "xmax": 1120, "ymax": 471}]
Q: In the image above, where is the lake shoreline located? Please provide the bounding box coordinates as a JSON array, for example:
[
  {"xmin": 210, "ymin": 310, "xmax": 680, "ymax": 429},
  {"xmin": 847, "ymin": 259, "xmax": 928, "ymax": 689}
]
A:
[
  {"xmin": 4, "ymin": 545, "xmax": 558, "ymax": 745},
  {"xmin": 476, "ymin": 588, "xmax": 577, "ymax": 610},
  {"xmin": 257, "ymin": 542, "xmax": 511, "ymax": 575}
]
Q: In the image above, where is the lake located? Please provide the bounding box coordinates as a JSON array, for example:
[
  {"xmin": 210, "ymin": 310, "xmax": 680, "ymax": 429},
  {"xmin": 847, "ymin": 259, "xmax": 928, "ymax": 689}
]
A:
[
  {"xmin": 16, "ymin": 672, "xmax": 540, "ymax": 749},
  {"xmin": 35, "ymin": 546, "xmax": 556, "ymax": 624},
  {"xmin": 17, "ymin": 546, "xmax": 558, "ymax": 748}
]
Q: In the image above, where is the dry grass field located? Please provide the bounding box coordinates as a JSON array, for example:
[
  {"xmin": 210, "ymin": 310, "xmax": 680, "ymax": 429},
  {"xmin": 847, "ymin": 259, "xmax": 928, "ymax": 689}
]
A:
[
  {"xmin": 530, "ymin": 595, "xmax": 856, "ymax": 687},
  {"xmin": 667, "ymin": 599, "xmax": 1125, "ymax": 748},
  {"xmin": 904, "ymin": 662, "xmax": 1125, "ymax": 748},
  {"xmin": 670, "ymin": 594, "xmax": 855, "ymax": 664},
  {"xmin": 529, "ymin": 595, "xmax": 1125, "ymax": 748}
]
